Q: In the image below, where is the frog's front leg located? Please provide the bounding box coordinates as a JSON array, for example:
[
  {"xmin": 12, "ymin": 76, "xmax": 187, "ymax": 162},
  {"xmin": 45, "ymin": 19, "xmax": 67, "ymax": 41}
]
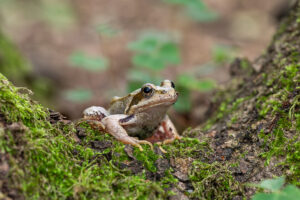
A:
[
  {"xmin": 146, "ymin": 115, "xmax": 182, "ymax": 144},
  {"xmin": 161, "ymin": 115, "xmax": 182, "ymax": 144},
  {"xmin": 102, "ymin": 114, "xmax": 153, "ymax": 151}
]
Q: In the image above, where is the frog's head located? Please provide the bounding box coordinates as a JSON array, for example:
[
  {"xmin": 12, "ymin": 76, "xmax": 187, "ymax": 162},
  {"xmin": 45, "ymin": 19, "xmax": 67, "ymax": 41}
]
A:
[{"xmin": 126, "ymin": 80, "xmax": 178, "ymax": 114}]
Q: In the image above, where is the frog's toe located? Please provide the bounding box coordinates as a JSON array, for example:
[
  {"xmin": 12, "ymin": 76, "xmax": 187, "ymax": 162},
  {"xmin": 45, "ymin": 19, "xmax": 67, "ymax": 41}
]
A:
[
  {"xmin": 132, "ymin": 143, "xmax": 144, "ymax": 151},
  {"xmin": 163, "ymin": 138, "xmax": 176, "ymax": 145},
  {"xmin": 158, "ymin": 146, "xmax": 167, "ymax": 154},
  {"xmin": 136, "ymin": 140, "xmax": 153, "ymax": 150},
  {"xmin": 162, "ymin": 133, "xmax": 181, "ymax": 145}
]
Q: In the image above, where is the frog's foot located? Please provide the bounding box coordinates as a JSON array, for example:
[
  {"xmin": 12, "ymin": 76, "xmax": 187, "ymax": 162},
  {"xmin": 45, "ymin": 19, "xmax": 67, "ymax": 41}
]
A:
[
  {"xmin": 109, "ymin": 129, "xmax": 153, "ymax": 151},
  {"xmin": 123, "ymin": 138, "xmax": 153, "ymax": 151},
  {"xmin": 102, "ymin": 114, "xmax": 153, "ymax": 151}
]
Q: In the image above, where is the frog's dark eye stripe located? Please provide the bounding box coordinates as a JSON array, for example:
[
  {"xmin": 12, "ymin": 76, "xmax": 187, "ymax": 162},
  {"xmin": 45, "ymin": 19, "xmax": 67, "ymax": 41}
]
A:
[
  {"xmin": 143, "ymin": 86, "xmax": 152, "ymax": 94},
  {"xmin": 171, "ymin": 81, "xmax": 175, "ymax": 89}
]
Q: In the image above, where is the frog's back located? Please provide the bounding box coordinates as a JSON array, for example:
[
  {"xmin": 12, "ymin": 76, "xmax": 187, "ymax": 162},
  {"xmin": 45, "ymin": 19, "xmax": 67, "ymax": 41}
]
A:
[
  {"xmin": 108, "ymin": 89, "xmax": 139, "ymax": 114},
  {"xmin": 108, "ymin": 98, "xmax": 128, "ymax": 114}
]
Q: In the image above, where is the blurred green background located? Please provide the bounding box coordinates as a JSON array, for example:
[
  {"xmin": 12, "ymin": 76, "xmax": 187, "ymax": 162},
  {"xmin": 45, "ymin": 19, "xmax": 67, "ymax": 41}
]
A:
[{"xmin": 0, "ymin": 0, "xmax": 286, "ymax": 130}]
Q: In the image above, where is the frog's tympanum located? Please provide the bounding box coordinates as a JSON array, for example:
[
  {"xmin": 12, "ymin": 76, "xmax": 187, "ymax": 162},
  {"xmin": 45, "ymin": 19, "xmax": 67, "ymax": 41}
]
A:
[{"xmin": 82, "ymin": 80, "xmax": 181, "ymax": 151}]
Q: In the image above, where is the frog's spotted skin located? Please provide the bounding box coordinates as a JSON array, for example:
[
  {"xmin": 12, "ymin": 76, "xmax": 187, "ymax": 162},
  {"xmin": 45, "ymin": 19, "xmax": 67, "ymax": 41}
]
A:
[{"xmin": 82, "ymin": 80, "xmax": 181, "ymax": 151}]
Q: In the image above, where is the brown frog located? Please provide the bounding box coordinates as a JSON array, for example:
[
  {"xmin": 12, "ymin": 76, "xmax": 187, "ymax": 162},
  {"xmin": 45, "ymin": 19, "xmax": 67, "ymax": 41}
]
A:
[{"xmin": 82, "ymin": 80, "xmax": 181, "ymax": 151}]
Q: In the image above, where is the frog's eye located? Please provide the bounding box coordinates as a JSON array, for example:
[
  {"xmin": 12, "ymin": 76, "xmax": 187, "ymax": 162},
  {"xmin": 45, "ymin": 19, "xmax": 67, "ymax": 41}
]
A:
[
  {"xmin": 143, "ymin": 86, "xmax": 152, "ymax": 94},
  {"xmin": 171, "ymin": 81, "xmax": 175, "ymax": 89}
]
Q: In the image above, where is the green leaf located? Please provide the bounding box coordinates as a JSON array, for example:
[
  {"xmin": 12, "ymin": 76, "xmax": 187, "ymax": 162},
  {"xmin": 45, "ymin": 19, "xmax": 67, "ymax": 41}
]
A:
[
  {"xmin": 128, "ymin": 38, "xmax": 158, "ymax": 53},
  {"xmin": 280, "ymin": 185, "xmax": 300, "ymax": 199},
  {"xmin": 177, "ymin": 74, "xmax": 216, "ymax": 91},
  {"xmin": 128, "ymin": 31, "xmax": 181, "ymax": 70},
  {"xmin": 162, "ymin": 0, "xmax": 186, "ymax": 4},
  {"xmin": 173, "ymin": 87, "xmax": 191, "ymax": 112},
  {"xmin": 252, "ymin": 193, "xmax": 279, "ymax": 200},
  {"xmin": 132, "ymin": 54, "xmax": 165, "ymax": 70},
  {"xmin": 69, "ymin": 51, "xmax": 109, "ymax": 71},
  {"xmin": 64, "ymin": 88, "xmax": 92, "ymax": 103},
  {"xmin": 212, "ymin": 45, "xmax": 235, "ymax": 64},
  {"xmin": 185, "ymin": 2, "xmax": 218, "ymax": 22},
  {"xmin": 163, "ymin": 0, "xmax": 218, "ymax": 22},
  {"xmin": 159, "ymin": 43, "xmax": 181, "ymax": 64},
  {"xmin": 256, "ymin": 176, "xmax": 285, "ymax": 192},
  {"xmin": 40, "ymin": 0, "xmax": 76, "ymax": 28}
]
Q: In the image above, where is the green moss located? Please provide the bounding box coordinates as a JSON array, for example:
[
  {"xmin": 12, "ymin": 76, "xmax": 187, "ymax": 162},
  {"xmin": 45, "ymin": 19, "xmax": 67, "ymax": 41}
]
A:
[
  {"xmin": 189, "ymin": 161, "xmax": 243, "ymax": 199},
  {"xmin": 0, "ymin": 73, "xmax": 177, "ymax": 199},
  {"xmin": 0, "ymin": 74, "xmax": 48, "ymax": 128},
  {"xmin": 203, "ymin": 96, "xmax": 251, "ymax": 131},
  {"xmin": 164, "ymin": 137, "xmax": 211, "ymax": 159},
  {"xmin": 255, "ymin": 52, "xmax": 300, "ymax": 186}
]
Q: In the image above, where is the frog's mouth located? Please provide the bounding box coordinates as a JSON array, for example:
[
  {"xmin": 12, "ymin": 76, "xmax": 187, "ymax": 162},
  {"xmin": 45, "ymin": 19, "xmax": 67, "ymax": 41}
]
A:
[{"xmin": 135, "ymin": 95, "xmax": 178, "ymax": 111}]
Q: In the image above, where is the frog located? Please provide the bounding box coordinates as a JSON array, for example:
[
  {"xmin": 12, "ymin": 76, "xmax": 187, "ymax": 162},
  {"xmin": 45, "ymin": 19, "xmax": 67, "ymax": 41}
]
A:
[{"xmin": 81, "ymin": 80, "xmax": 181, "ymax": 151}]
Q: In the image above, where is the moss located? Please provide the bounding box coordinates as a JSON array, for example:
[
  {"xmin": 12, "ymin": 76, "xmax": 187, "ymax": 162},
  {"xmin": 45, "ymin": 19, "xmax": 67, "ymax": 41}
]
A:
[
  {"xmin": 189, "ymin": 161, "xmax": 243, "ymax": 199},
  {"xmin": 0, "ymin": 74, "xmax": 48, "ymax": 128},
  {"xmin": 203, "ymin": 96, "xmax": 251, "ymax": 131},
  {"xmin": 163, "ymin": 137, "xmax": 211, "ymax": 159},
  {"xmin": 254, "ymin": 51, "xmax": 300, "ymax": 186},
  {"xmin": 0, "ymin": 73, "xmax": 177, "ymax": 199}
]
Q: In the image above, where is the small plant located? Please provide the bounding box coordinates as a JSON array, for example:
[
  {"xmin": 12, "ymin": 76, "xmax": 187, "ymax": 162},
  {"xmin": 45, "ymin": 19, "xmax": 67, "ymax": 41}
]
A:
[
  {"xmin": 127, "ymin": 31, "xmax": 180, "ymax": 92},
  {"xmin": 163, "ymin": 0, "xmax": 218, "ymax": 22},
  {"xmin": 65, "ymin": 51, "xmax": 109, "ymax": 103},
  {"xmin": 251, "ymin": 177, "xmax": 300, "ymax": 200},
  {"xmin": 128, "ymin": 31, "xmax": 221, "ymax": 112},
  {"xmin": 64, "ymin": 88, "xmax": 93, "ymax": 103},
  {"xmin": 212, "ymin": 45, "xmax": 236, "ymax": 65},
  {"xmin": 69, "ymin": 51, "xmax": 109, "ymax": 72},
  {"xmin": 128, "ymin": 31, "xmax": 181, "ymax": 70}
]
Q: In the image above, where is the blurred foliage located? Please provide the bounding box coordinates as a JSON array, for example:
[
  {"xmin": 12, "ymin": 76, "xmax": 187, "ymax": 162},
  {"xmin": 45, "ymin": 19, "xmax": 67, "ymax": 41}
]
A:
[
  {"xmin": 251, "ymin": 177, "xmax": 300, "ymax": 200},
  {"xmin": 0, "ymin": 30, "xmax": 55, "ymax": 106},
  {"xmin": 69, "ymin": 51, "xmax": 109, "ymax": 72},
  {"xmin": 128, "ymin": 31, "xmax": 219, "ymax": 113},
  {"xmin": 177, "ymin": 74, "xmax": 216, "ymax": 92},
  {"xmin": 96, "ymin": 23, "xmax": 120, "ymax": 37},
  {"xmin": 39, "ymin": 0, "xmax": 76, "ymax": 28},
  {"xmin": 212, "ymin": 45, "xmax": 236, "ymax": 65},
  {"xmin": 128, "ymin": 32, "xmax": 181, "ymax": 70},
  {"xmin": 0, "ymin": 31, "xmax": 31, "ymax": 84},
  {"xmin": 0, "ymin": 0, "xmax": 76, "ymax": 29},
  {"xmin": 163, "ymin": 0, "xmax": 218, "ymax": 22},
  {"xmin": 64, "ymin": 88, "xmax": 93, "ymax": 103},
  {"xmin": 66, "ymin": 51, "xmax": 108, "ymax": 103},
  {"xmin": 0, "ymin": 0, "xmax": 223, "ymax": 112}
]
